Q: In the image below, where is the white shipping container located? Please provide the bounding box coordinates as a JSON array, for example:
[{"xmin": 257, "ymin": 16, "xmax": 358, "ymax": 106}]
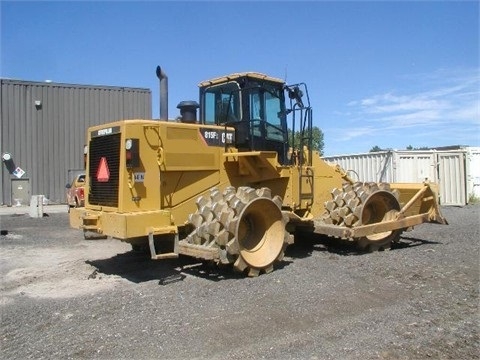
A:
[
  {"xmin": 323, "ymin": 148, "xmax": 471, "ymax": 206},
  {"xmin": 466, "ymin": 147, "xmax": 480, "ymax": 201},
  {"xmin": 324, "ymin": 151, "xmax": 394, "ymax": 183}
]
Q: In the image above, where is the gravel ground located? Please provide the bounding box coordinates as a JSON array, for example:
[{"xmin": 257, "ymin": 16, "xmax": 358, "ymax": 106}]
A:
[{"xmin": 1, "ymin": 205, "xmax": 479, "ymax": 359}]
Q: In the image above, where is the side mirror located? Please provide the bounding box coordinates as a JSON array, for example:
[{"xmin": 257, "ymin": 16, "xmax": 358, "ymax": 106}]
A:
[{"xmin": 287, "ymin": 86, "xmax": 304, "ymax": 108}]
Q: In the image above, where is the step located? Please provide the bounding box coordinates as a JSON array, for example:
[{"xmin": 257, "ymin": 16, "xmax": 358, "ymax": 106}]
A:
[
  {"xmin": 82, "ymin": 225, "xmax": 99, "ymax": 230},
  {"xmin": 83, "ymin": 214, "xmax": 100, "ymax": 221},
  {"xmin": 148, "ymin": 230, "xmax": 179, "ymax": 260},
  {"xmin": 177, "ymin": 240, "xmax": 220, "ymax": 260}
]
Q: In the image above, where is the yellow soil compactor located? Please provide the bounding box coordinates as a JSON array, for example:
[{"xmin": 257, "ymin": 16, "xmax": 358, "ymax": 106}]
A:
[{"xmin": 70, "ymin": 67, "xmax": 447, "ymax": 276}]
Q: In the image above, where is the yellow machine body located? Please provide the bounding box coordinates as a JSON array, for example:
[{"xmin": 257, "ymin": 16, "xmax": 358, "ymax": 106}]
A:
[{"xmin": 70, "ymin": 70, "xmax": 446, "ymax": 276}]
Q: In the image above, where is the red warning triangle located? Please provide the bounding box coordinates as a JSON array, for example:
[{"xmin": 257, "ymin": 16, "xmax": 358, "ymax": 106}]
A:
[{"xmin": 96, "ymin": 157, "xmax": 110, "ymax": 182}]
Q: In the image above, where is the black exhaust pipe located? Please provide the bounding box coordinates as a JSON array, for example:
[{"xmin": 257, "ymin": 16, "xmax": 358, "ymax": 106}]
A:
[{"xmin": 156, "ymin": 66, "xmax": 168, "ymax": 120}]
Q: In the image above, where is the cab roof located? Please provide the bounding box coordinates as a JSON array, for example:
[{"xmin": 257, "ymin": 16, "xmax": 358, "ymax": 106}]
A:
[{"xmin": 198, "ymin": 72, "xmax": 285, "ymax": 87}]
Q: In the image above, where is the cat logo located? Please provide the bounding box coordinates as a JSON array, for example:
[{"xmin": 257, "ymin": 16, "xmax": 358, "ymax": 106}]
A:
[{"xmin": 96, "ymin": 157, "xmax": 110, "ymax": 182}]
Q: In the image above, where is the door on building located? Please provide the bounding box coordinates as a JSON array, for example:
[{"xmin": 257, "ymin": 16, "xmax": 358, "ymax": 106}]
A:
[{"xmin": 11, "ymin": 178, "xmax": 30, "ymax": 205}]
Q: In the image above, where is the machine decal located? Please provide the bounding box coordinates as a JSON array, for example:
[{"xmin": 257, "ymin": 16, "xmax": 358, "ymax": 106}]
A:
[
  {"xmin": 199, "ymin": 128, "xmax": 235, "ymax": 147},
  {"xmin": 92, "ymin": 126, "xmax": 121, "ymax": 138},
  {"xmin": 96, "ymin": 157, "xmax": 110, "ymax": 182},
  {"xmin": 134, "ymin": 172, "xmax": 145, "ymax": 183}
]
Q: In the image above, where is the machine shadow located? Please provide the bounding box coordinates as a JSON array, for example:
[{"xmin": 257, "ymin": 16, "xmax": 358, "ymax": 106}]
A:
[
  {"xmin": 393, "ymin": 235, "xmax": 442, "ymax": 249},
  {"xmin": 86, "ymin": 249, "xmax": 244, "ymax": 284},
  {"xmin": 86, "ymin": 233, "xmax": 442, "ymax": 284},
  {"xmin": 287, "ymin": 232, "xmax": 442, "ymax": 257}
]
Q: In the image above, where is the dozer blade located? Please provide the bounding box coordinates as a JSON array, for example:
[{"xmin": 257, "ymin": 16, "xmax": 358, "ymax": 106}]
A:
[{"xmin": 390, "ymin": 182, "xmax": 447, "ymax": 225}]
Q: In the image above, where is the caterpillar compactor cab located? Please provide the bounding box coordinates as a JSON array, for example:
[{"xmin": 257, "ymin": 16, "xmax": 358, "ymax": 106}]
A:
[{"xmin": 70, "ymin": 66, "xmax": 447, "ymax": 276}]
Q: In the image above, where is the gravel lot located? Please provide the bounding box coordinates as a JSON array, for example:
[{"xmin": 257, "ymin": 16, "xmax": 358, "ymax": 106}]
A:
[{"xmin": 1, "ymin": 205, "xmax": 479, "ymax": 359}]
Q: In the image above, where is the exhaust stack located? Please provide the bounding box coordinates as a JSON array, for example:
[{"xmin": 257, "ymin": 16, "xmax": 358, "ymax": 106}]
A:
[{"xmin": 156, "ymin": 66, "xmax": 168, "ymax": 120}]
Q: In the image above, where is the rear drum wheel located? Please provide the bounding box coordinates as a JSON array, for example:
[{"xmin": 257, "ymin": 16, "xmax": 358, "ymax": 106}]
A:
[
  {"xmin": 234, "ymin": 196, "xmax": 287, "ymax": 272},
  {"xmin": 185, "ymin": 186, "xmax": 293, "ymax": 276}
]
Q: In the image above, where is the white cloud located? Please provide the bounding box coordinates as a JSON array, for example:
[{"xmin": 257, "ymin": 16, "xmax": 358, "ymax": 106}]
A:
[
  {"xmin": 449, "ymin": 102, "xmax": 479, "ymax": 122},
  {"xmin": 324, "ymin": 68, "xmax": 480, "ymax": 155},
  {"xmin": 339, "ymin": 68, "xmax": 480, "ymax": 144},
  {"xmin": 340, "ymin": 126, "xmax": 376, "ymax": 141},
  {"xmin": 383, "ymin": 110, "xmax": 442, "ymax": 128}
]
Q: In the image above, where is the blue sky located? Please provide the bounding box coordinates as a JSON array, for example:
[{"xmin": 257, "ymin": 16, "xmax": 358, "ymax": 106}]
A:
[{"xmin": 1, "ymin": 1, "xmax": 479, "ymax": 156}]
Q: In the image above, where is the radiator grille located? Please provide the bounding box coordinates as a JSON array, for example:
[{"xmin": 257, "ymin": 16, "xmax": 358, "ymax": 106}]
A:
[{"xmin": 88, "ymin": 133, "xmax": 121, "ymax": 207}]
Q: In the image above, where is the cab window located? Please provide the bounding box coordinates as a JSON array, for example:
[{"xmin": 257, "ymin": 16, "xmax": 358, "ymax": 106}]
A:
[
  {"xmin": 248, "ymin": 85, "xmax": 285, "ymax": 141},
  {"xmin": 203, "ymin": 82, "xmax": 241, "ymax": 125}
]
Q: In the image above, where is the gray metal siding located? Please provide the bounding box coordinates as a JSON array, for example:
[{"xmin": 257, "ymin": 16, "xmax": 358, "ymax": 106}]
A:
[{"xmin": 1, "ymin": 79, "xmax": 151, "ymax": 205}]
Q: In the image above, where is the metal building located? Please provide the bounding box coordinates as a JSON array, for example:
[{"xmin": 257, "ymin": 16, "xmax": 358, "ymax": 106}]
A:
[{"xmin": 0, "ymin": 79, "xmax": 152, "ymax": 205}]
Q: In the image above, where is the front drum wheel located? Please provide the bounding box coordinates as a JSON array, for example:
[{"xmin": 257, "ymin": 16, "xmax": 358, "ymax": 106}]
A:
[
  {"xmin": 355, "ymin": 190, "xmax": 403, "ymax": 252},
  {"xmin": 321, "ymin": 182, "xmax": 404, "ymax": 252}
]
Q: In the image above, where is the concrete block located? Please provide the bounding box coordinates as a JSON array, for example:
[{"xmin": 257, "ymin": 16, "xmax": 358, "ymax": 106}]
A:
[{"xmin": 29, "ymin": 195, "xmax": 44, "ymax": 218}]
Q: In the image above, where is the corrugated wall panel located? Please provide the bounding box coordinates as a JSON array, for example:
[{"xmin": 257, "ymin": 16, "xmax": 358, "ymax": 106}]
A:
[
  {"xmin": 1, "ymin": 79, "xmax": 151, "ymax": 205},
  {"xmin": 466, "ymin": 147, "xmax": 480, "ymax": 201},
  {"xmin": 323, "ymin": 151, "xmax": 394, "ymax": 183},
  {"xmin": 393, "ymin": 151, "xmax": 437, "ymax": 183}
]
